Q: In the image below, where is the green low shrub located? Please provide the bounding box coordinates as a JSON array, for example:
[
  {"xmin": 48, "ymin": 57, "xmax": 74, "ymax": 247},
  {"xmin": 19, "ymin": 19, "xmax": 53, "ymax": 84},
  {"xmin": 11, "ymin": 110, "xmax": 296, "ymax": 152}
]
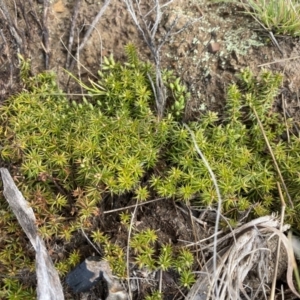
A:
[{"xmin": 1, "ymin": 45, "xmax": 300, "ymax": 297}]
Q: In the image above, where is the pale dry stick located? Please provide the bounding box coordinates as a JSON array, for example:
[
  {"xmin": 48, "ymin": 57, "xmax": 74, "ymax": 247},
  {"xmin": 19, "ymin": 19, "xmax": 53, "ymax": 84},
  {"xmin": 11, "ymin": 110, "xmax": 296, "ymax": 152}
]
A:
[
  {"xmin": 42, "ymin": 0, "xmax": 50, "ymax": 69},
  {"xmin": 0, "ymin": 168, "xmax": 64, "ymax": 300},
  {"xmin": 158, "ymin": 269, "xmax": 163, "ymax": 294},
  {"xmin": 288, "ymin": 231, "xmax": 300, "ymax": 294},
  {"xmin": 282, "ymin": 95, "xmax": 290, "ymax": 144},
  {"xmin": 66, "ymin": 0, "xmax": 82, "ymax": 69},
  {"xmin": 266, "ymin": 228, "xmax": 300, "ymax": 298},
  {"xmin": 19, "ymin": 0, "xmax": 34, "ymax": 42},
  {"xmin": 60, "ymin": 37, "xmax": 98, "ymax": 79},
  {"xmin": 69, "ymin": 0, "xmax": 111, "ymax": 70},
  {"xmin": 78, "ymin": 23, "xmax": 104, "ymax": 66},
  {"xmin": 173, "ymin": 284, "xmax": 187, "ymax": 299},
  {"xmin": 76, "ymin": 31, "xmax": 84, "ymax": 96},
  {"xmin": 183, "ymin": 123, "xmax": 223, "ymax": 299},
  {"xmin": 123, "ymin": 0, "xmax": 199, "ymax": 118},
  {"xmin": 252, "ymin": 107, "xmax": 293, "ymax": 208},
  {"xmin": 176, "ymin": 205, "xmax": 239, "ymax": 251},
  {"xmin": 281, "ymin": 284, "xmax": 284, "ymax": 300},
  {"xmin": 124, "ymin": 0, "xmax": 168, "ymax": 118},
  {"xmin": 268, "ymin": 31, "xmax": 284, "ymax": 57},
  {"xmin": 12, "ymin": 0, "xmax": 22, "ymax": 49},
  {"xmin": 176, "ymin": 204, "xmax": 207, "ymax": 226},
  {"xmin": 81, "ymin": 228, "xmax": 102, "ymax": 256},
  {"xmin": 258, "ymin": 55, "xmax": 300, "ymax": 67},
  {"xmin": 269, "ymin": 182, "xmax": 286, "ymax": 300},
  {"xmin": 279, "ymin": 102, "xmax": 300, "ymax": 138},
  {"xmin": 126, "ymin": 199, "xmax": 139, "ymax": 300}
]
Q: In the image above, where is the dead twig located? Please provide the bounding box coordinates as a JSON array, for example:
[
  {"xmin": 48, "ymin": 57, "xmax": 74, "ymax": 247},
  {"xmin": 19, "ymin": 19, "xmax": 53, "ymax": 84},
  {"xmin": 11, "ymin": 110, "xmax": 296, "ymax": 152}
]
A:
[
  {"xmin": 42, "ymin": 0, "xmax": 50, "ymax": 69},
  {"xmin": 60, "ymin": 37, "xmax": 97, "ymax": 79},
  {"xmin": 0, "ymin": 0, "xmax": 23, "ymax": 48},
  {"xmin": 66, "ymin": 0, "xmax": 82, "ymax": 69},
  {"xmin": 269, "ymin": 182, "xmax": 286, "ymax": 300},
  {"xmin": 0, "ymin": 168, "xmax": 64, "ymax": 300},
  {"xmin": 127, "ymin": 199, "xmax": 138, "ymax": 300},
  {"xmin": 69, "ymin": 0, "xmax": 111, "ymax": 70},
  {"xmin": 282, "ymin": 95, "xmax": 290, "ymax": 144},
  {"xmin": 103, "ymin": 197, "xmax": 165, "ymax": 214},
  {"xmin": 17, "ymin": 0, "xmax": 32, "ymax": 43},
  {"xmin": 258, "ymin": 55, "xmax": 300, "ymax": 67},
  {"xmin": 123, "ymin": 0, "xmax": 200, "ymax": 118},
  {"xmin": 268, "ymin": 31, "xmax": 284, "ymax": 57},
  {"xmin": 183, "ymin": 123, "xmax": 222, "ymax": 298}
]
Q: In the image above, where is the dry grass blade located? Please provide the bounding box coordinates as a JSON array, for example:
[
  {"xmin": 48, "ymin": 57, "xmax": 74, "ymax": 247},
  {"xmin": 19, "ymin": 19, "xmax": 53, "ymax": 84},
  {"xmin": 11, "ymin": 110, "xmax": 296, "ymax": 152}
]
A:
[
  {"xmin": 252, "ymin": 106, "xmax": 293, "ymax": 208},
  {"xmin": 269, "ymin": 182, "xmax": 285, "ymax": 300},
  {"xmin": 186, "ymin": 215, "xmax": 300, "ymax": 300},
  {"xmin": 183, "ymin": 123, "xmax": 223, "ymax": 297}
]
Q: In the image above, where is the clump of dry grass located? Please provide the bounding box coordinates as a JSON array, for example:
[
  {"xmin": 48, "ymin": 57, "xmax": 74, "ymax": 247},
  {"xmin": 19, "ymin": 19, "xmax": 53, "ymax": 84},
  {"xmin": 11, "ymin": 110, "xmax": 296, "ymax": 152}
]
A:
[{"xmin": 186, "ymin": 215, "xmax": 300, "ymax": 300}]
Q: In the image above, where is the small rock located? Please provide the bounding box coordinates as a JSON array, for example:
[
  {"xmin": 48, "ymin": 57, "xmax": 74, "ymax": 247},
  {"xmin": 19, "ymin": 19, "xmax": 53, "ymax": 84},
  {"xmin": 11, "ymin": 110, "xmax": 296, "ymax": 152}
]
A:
[
  {"xmin": 207, "ymin": 42, "xmax": 220, "ymax": 54},
  {"xmin": 66, "ymin": 257, "xmax": 128, "ymax": 299},
  {"xmin": 66, "ymin": 256, "xmax": 103, "ymax": 293},
  {"xmin": 53, "ymin": 0, "xmax": 65, "ymax": 13}
]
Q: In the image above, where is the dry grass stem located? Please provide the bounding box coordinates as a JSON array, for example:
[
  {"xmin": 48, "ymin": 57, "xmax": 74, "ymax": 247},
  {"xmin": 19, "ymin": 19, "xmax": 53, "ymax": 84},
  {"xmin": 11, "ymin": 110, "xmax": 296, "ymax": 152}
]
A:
[
  {"xmin": 186, "ymin": 215, "xmax": 300, "ymax": 300},
  {"xmin": 183, "ymin": 123, "xmax": 223, "ymax": 297},
  {"xmin": 103, "ymin": 197, "xmax": 165, "ymax": 214},
  {"xmin": 252, "ymin": 106, "xmax": 293, "ymax": 207},
  {"xmin": 258, "ymin": 55, "xmax": 300, "ymax": 67},
  {"xmin": 269, "ymin": 182, "xmax": 286, "ymax": 300}
]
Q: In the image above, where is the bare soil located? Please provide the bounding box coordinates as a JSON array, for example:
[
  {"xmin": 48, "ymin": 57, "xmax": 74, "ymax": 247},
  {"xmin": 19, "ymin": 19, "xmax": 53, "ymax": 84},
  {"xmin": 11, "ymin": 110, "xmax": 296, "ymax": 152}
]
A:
[{"xmin": 1, "ymin": 0, "xmax": 300, "ymax": 299}]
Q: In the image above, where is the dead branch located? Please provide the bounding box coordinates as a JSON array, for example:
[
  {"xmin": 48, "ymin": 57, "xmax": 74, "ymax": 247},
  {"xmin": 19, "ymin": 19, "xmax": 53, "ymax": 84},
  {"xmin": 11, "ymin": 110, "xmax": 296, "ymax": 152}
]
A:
[
  {"xmin": 42, "ymin": 0, "xmax": 50, "ymax": 69},
  {"xmin": 69, "ymin": 0, "xmax": 111, "ymax": 70},
  {"xmin": 0, "ymin": 0, "xmax": 23, "ymax": 49},
  {"xmin": 123, "ymin": 0, "xmax": 200, "ymax": 118},
  {"xmin": 0, "ymin": 168, "xmax": 64, "ymax": 300},
  {"xmin": 66, "ymin": 0, "xmax": 82, "ymax": 69}
]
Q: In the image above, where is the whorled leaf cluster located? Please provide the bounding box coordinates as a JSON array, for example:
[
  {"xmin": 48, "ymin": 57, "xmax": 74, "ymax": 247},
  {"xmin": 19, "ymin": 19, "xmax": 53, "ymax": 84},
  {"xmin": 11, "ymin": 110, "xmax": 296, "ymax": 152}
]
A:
[{"xmin": 0, "ymin": 46, "xmax": 300, "ymax": 297}]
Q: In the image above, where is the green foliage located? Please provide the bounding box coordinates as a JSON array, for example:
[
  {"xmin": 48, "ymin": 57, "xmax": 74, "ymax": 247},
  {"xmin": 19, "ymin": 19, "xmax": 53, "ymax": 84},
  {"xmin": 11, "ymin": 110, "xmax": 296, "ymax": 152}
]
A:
[
  {"xmin": 245, "ymin": 0, "xmax": 300, "ymax": 36},
  {"xmin": 2, "ymin": 45, "xmax": 300, "ymax": 296},
  {"xmin": 129, "ymin": 227, "xmax": 195, "ymax": 287},
  {"xmin": 69, "ymin": 43, "xmax": 189, "ymax": 119},
  {"xmin": 212, "ymin": 0, "xmax": 300, "ymax": 37},
  {"xmin": 145, "ymin": 290, "xmax": 163, "ymax": 300},
  {"xmin": 0, "ymin": 278, "xmax": 35, "ymax": 300},
  {"xmin": 91, "ymin": 229, "xmax": 127, "ymax": 278},
  {"xmin": 151, "ymin": 67, "xmax": 300, "ymax": 226},
  {"xmin": 85, "ymin": 44, "xmax": 154, "ymax": 118},
  {"xmin": 93, "ymin": 225, "xmax": 195, "ymax": 289},
  {"xmin": 0, "ymin": 48, "xmax": 173, "ymax": 293},
  {"xmin": 55, "ymin": 250, "xmax": 81, "ymax": 276},
  {"xmin": 162, "ymin": 69, "xmax": 190, "ymax": 119}
]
